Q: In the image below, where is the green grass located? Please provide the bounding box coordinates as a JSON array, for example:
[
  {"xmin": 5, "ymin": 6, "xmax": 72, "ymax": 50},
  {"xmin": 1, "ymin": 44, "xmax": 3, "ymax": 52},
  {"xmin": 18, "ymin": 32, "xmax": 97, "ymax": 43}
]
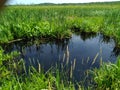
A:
[
  {"xmin": 1, "ymin": 2, "xmax": 120, "ymax": 90},
  {"xmin": 0, "ymin": 3, "xmax": 120, "ymax": 47},
  {"xmin": 91, "ymin": 57, "xmax": 120, "ymax": 89},
  {"xmin": 0, "ymin": 48, "xmax": 81, "ymax": 90},
  {"xmin": 1, "ymin": 45, "xmax": 120, "ymax": 89}
]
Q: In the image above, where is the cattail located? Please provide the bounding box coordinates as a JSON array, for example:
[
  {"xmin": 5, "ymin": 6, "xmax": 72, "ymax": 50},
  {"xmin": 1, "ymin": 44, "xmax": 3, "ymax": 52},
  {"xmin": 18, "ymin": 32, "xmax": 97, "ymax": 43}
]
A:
[
  {"xmin": 100, "ymin": 47, "xmax": 102, "ymax": 55},
  {"xmin": 38, "ymin": 63, "xmax": 41, "ymax": 73},
  {"xmin": 92, "ymin": 53, "xmax": 99, "ymax": 65},
  {"xmin": 70, "ymin": 61, "xmax": 73, "ymax": 79},
  {"xmin": 66, "ymin": 46, "xmax": 70, "ymax": 65},
  {"xmin": 86, "ymin": 70, "xmax": 89, "ymax": 77},
  {"xmin": 13, "ymin": 60, "xmax": 17, "ymax": 69},
  {"xmin": 66, "ymin": 46, "xmax": 69, "ymax": 57},
  {"xmin": 87, "ymin": 57, "xmax": 90, "ymax": 63},
  {"xmin": 62, "ymin": 53, "xmax": 65, "ymax": 62},
  {"xmin": 78, "ymin": 84, "xmax": 82, "ymax": 90},
  {"xmin": 73, "ymin": 58, "xmax": 76, "ymax": 70},
  {"xmin": 48, "ymin": 81, "xmax": 52, "ymax": 90},
  {"xmin": 100, "ymin": 57, "xmax": 103, "ymax": 66},
  {"xmin": 23, "ymin": 61, "xmax": 26, "ymax": 74}
]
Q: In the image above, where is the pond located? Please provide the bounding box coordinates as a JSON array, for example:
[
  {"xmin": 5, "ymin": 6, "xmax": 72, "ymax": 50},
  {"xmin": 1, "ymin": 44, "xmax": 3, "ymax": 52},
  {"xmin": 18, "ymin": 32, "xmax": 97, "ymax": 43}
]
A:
[{"xmin": 2, "ymin": 32, "xmax": 120, "ymax": 86}]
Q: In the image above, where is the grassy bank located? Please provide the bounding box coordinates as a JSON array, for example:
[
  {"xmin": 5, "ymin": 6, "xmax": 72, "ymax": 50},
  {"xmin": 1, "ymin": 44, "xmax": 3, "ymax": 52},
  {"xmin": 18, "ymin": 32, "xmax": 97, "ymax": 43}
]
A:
[
  {"xmin": 0, "ymin": 3, "xmax": 120, "ymax": 46},
  {"xmin": 0, "ymin": 2, "xmax": 120, "ymax": 90},
  {"xmin": 91, "ymin": 57, "xmax": 120, "ymax": 89}
]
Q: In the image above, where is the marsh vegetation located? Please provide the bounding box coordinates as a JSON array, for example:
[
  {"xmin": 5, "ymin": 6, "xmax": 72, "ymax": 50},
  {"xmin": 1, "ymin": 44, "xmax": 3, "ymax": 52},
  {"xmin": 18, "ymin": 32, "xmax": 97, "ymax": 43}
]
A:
[{"xmin": 0, "ymin": 2, "xmax": 120, "ymax": 90}]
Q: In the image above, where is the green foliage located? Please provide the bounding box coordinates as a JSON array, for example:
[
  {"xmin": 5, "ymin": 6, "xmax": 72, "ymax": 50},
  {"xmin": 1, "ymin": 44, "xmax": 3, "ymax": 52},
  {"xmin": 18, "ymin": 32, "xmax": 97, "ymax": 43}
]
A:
[
  {"xmin": 0, "ymin": 48, "xmax": 78, "ymax": 90},
  {"xmin": 0, "ymin": 3, "xmax": 120, "ymax": 90},
  {"xmin": 92, "ymin": 58, "xmax": 120, "ymax": 89},
  {"xmin": 0, "ymin": 47, "xmax": 20, "ymax": 79},
  {"xmin": 67, "ymin": 17, "xmax": 103, "ymax": 33},
  {"xmin": 0, "ymin": 25, "xmax": 13, "ymax": 43},
  {"xmin": 0, "ymin": 4, "xmax": 120, "ymax": 46}
]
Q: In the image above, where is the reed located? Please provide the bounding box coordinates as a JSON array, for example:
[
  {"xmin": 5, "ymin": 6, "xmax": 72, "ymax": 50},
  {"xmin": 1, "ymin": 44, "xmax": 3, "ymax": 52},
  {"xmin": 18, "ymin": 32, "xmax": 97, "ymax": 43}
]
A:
[
  {"xmin": 1, "ymin": 2, "xmax": 120, "ymax": 90},
  {"xmin": 1, "ymin": 44, "xmax": 120, "ymax": 89},
  {"xmin": 73, "ymin": 58, "xmax": 76, "ymax": 70},
  {"xmin": 0, "ymin": 3, "xmax": 120, "ymax": 46},
  {"xmin": 92, "ymin": 53, "xmax": 99, "ymax": 65},
  {"xmin": 91, "ymin": 57, "xmax": 120, "ymax": 89}
]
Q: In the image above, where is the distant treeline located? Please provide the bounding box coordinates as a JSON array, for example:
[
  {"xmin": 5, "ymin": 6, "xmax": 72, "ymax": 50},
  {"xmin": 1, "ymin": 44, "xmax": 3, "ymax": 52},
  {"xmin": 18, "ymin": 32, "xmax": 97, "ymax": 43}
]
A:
[
  {"xmin": 36, "ymin": 1, "xmax": 120, "ymax": 6},
  {"xmin": 7, "ymin": 1, "xmax": 120, "ymax": 6}
]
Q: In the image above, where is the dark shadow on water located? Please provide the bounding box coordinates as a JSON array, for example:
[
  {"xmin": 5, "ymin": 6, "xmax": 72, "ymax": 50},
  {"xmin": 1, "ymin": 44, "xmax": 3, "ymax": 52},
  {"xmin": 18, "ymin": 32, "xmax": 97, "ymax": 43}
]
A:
[
  {"xmin": 80, "ymin": 32, "xmax": 97, "ymax": 41},
  {"xmin": 113, "ymin": 46, "xmax": 120, "ymax": 56},
  {"xmin": 2, "ymin": 32, "xmax": 120, "ymax": 87}
]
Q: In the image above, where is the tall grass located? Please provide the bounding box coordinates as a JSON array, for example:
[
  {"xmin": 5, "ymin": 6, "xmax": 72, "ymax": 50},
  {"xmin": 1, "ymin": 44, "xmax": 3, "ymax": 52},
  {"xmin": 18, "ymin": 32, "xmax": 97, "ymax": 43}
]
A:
[
  {"xmin": 91, "ymin": 57, "xmax": 120, "ymax": 89},
  {"xmin": 1, "ymin": 45, "xmax": 120, "ymax": 89},
  {"xmin": 0, "ymin": 3, "xmax": 120, "ymax": 47},
  {"xmin": 0, "ymin": 2, "xmax": 120, "ymax": 90},
  {"xmin": 0, "ymin": 47, "xmax": 82, "ymax": 90}
]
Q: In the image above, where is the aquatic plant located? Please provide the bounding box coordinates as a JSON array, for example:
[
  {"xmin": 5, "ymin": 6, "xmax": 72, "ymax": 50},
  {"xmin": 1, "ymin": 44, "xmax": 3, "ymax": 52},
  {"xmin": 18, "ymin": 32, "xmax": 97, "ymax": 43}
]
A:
[
  {"xmin": 0, "ymin": 47, "xmax": 81, "ymax": 90},
  {"xmin": 92, "ymin": 57, "xmax": 120, "ymax": 89},
  {"xmin": 0, "ymin": 2, "xmax": 120, "ymax": 90}
]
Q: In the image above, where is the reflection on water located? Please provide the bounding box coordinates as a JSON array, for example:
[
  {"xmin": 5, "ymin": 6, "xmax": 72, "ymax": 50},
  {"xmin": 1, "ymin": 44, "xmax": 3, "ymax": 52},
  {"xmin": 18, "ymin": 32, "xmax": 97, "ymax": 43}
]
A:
[
  {"xmin": 113, "ymin": 46, "xmax": 120, "ymax": 56},
  {"xmin": 2, "ymin": 33, "xmax": 120, "ymax": 86}
]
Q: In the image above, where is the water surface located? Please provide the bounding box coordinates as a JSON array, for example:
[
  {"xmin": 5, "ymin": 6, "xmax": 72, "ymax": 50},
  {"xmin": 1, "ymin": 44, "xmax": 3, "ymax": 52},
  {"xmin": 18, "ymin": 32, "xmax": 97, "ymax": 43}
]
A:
[{"xmin": 3, "ymin": 33, "xmax": 119, "ymax": 85}]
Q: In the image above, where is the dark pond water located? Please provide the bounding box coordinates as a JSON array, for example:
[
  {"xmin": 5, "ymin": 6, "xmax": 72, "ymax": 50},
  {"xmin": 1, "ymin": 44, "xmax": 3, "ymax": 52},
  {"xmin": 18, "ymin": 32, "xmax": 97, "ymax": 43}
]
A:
[{"xmin": 2, "ymin": 32, "xmax": 120, "ymax": 85}]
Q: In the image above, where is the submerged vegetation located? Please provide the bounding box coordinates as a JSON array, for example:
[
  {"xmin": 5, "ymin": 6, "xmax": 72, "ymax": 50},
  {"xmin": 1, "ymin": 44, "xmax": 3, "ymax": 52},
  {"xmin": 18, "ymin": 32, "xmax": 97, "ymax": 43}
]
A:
[{"xmin": 0, "ymin": 2, "xmax": 120, "ymax": 90}]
